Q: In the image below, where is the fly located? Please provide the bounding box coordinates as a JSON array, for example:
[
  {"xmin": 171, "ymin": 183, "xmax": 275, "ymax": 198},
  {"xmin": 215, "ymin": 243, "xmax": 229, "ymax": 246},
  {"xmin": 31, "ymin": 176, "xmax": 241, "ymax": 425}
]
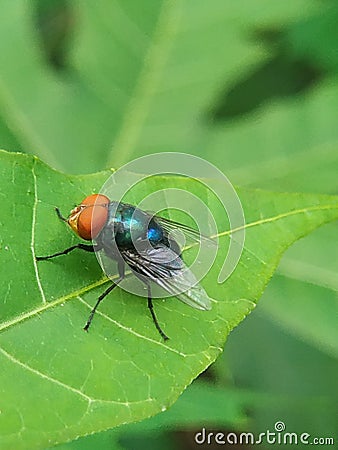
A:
[{"xmin": 36, "ymin": 194, "xmax": 212, "ymax": 340}]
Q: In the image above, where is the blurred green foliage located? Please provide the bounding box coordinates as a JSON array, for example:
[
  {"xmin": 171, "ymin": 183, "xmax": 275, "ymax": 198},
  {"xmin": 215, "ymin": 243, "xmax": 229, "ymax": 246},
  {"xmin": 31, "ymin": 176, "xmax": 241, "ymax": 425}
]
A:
[{"xmin": 0, "ymin": 0, "xmax": 337, "ymax": 449}]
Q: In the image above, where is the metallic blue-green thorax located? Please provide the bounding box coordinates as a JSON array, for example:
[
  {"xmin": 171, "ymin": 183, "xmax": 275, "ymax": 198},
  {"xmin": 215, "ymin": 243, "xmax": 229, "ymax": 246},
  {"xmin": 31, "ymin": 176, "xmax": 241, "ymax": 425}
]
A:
[{"xmin": 97, "ymin": 201, "xmax": 164, "ymax": 254}]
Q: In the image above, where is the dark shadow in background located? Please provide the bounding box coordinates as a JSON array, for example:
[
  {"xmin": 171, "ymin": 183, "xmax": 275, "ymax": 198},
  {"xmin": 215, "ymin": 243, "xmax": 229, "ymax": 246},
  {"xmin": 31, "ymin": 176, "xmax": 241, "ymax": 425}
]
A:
[
  {"xmin": 210, "ymin": 28, "xmax": 326, "ymax": 122},
  {"xmin": 34, "ymin": 3, "xmax": 327, "ymax": 117},
  {"xmin": 34, "ymin": 0, "xmax": 73, "ymax": 71}
]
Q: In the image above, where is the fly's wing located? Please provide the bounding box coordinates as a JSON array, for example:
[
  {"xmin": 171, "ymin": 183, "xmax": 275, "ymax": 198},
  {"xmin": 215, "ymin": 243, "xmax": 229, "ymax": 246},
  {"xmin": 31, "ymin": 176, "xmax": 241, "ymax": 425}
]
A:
[
  {"xmin": 154, "ymin": 215, "xmax": 216, "ymax": 248},
  {"xmin": 121, "ymin": 246, "xmax": 212, "ymax": 311},
  {"xmin": 96, "ymin": 249, "xmax": 118, "ymax": 279}
]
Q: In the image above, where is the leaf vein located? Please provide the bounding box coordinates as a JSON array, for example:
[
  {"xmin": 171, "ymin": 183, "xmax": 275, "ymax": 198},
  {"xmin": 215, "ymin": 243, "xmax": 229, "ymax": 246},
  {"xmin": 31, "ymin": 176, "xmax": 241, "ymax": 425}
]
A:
[
  {"xmin": 77, "ymin": 296, "xmax": 189, "ymax": 357},
  {"xmin": 0, "ymin": 346, "xmax": 155, "ymax": 407},
  {"xmin": 212, "ymin": 204, "xmax": 338, "ymax": 240},
  {"xmin": 0, "ymin": 345, "xmax": 91, "ymax": 402},
  {"xmin": 31, "ymin": 162, "xmax": 46, "ymax": 304}
]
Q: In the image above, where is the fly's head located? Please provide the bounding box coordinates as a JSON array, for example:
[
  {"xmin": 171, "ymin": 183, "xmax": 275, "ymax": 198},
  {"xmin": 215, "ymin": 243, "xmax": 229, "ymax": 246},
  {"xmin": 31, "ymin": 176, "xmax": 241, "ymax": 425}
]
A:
[{"xmin": 68, "ymin": 194, "xmax": 110, "ymax": 240}]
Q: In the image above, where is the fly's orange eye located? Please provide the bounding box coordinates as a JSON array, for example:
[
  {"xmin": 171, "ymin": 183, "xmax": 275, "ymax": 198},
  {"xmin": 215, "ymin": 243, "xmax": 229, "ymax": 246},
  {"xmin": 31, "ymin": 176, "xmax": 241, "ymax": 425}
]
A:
[
  {"xmin": 77, "ymin": 204, "xmax": 109, "ymax": 240},
  {"xmin": 81, "ymin": 194, "xmax": 109, "ymax": 207},
  {"xmin": 68, "ymin": 194, "xmax": 110, "ymax": 240}
]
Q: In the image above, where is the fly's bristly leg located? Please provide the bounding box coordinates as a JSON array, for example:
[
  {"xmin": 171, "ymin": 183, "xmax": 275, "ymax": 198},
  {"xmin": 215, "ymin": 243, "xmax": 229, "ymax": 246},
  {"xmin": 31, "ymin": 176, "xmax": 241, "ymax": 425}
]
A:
[
  {"xmin": 84, "ymin": 260, "xmax": 126, "ymax": 332},
  {"xmin": 146, "ymin": 283, "xmax": 169, "ymax": 341},
  {"xmin": 55, "ymin": 207, "xmax": 68, "ymax": 222},
  {"xmin": 83, "ymin": 280, "xmax": 120, "ymax": 331},
  {"xmin": 36, "ymin": 243, "xmax": 101, "ymax": 261}
]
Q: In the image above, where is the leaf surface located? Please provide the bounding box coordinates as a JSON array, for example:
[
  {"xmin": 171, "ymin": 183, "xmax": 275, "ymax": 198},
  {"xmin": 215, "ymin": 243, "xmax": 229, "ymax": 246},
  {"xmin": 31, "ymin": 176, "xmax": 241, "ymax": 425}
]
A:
[{"xmin": 0, "ymin": 150, "xmax": 337, "ymax": 448}]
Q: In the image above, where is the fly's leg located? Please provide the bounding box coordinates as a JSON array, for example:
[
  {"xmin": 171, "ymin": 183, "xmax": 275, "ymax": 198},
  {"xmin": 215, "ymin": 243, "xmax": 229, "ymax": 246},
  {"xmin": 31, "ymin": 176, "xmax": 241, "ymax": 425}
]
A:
[
  {"xmin": 36, "ymin": 243, "xmax": 101, "ymax": 261},
  {"xmin": 55, "ymin": 207, "xmax": 67, "ymax": 222},
  {"xmin": 36, "ymin": 206, "xmax": 102, "ymax": 260},
  {"xmin": 83, "ymin": 281, "xmax": 120, "ymax": 331},
  {"xmin": 84, "ymin": 260, "xmax": 125, "ymax": 331},
  {"xmin": 146, "ymin": 283, "xmax": 169, "ymax": 341}
]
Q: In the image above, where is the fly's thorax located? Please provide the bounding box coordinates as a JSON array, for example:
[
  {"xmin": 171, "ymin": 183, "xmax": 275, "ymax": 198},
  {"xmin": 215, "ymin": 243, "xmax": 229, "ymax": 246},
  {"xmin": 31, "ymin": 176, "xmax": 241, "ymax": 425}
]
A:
[{"xmin": 99, "ymin": 202, "xmax": 164, "ymax": 250}]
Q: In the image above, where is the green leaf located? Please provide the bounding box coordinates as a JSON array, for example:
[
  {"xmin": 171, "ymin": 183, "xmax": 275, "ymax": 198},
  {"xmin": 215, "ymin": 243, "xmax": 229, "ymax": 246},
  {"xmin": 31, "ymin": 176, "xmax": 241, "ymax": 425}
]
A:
[
  {"xmin": 268, "ymin": 222, "xmax": 338, "ymax": 354},
  {"xmin": 0, "ymin": 0, "xmax": 321, "ymax": 173},
  {"xmin": 0, "ymin": 0, "xmax": 118, "ymax": 173},
  {"xmin": 260, "ymin": 274, "xmax": 338, "ymax": 358},
  {"xmin": 1, "ymin": 2, "xmax": 336, "ymax": 448},
  {"xmin": 53, "ymin": 383, "xmax": 248, "ymax": 450},
  {"xmin": 0, "ymin": 149, "xmax": 337, "ymax": 448}
]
